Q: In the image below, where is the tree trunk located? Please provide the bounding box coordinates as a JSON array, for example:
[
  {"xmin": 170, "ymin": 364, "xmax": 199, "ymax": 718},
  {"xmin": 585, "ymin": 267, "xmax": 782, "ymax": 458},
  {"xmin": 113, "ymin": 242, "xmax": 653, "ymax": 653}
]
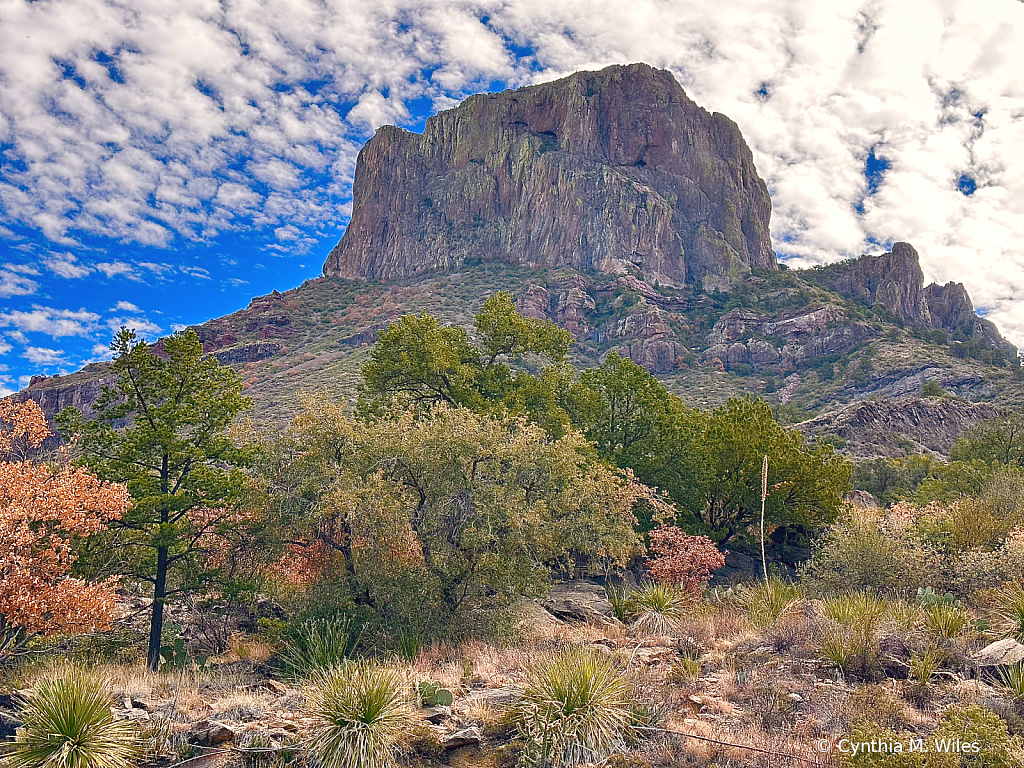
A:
[{"xmin": 147, "ymin": 545, "xmax": 169, "ymax": 671}]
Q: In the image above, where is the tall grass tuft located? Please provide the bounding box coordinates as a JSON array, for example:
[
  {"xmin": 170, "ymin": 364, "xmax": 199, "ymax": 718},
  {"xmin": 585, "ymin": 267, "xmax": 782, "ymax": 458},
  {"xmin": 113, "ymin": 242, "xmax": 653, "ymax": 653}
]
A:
[
  {"xmin": 305, "ymin": 661, "xmax": 415, "ymax": 768},
  {"xmin": 993, "ymin": 582, "xmax": 1024, "ymax": 642},
  {"xmin": 998, "ymin": 663, "xmax": 1024, "ymax": 698},
  {"xmin": 737, "ymin": 579, "xmax": 803, "ymax": 630},
  {"xmin": 604, "ymin": 583, "xmax": 632, "ymax": 623},
  {"xmin": 628, "ymin": 583, "xmax": 687, "ymax": 636},
  {"xmin": 516, "ymin": 646, "xmax": 634, "ymax": 767},
  {"xmin": 923, "ymin": 601, "xmax": 972, "ymax": 639},
  {"xmin": 4, "ymin": 668, "xmax": 139, "ymax": 768},
  {"xmin": 279, "ymin": 616, "xmax": 358, "ymax": 678}
]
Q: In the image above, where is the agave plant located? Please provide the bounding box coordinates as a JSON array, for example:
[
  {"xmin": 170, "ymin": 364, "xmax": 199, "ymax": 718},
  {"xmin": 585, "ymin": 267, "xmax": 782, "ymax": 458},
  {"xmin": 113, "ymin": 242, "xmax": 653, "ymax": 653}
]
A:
[
  {"xmin": 737, "ymin": 579, "xmax": 803, "ymax": 631},
  {"xmin": 305, "ymin": 661, "xmax": 415, "ymax": 768},
  {"xmin": 628, "ymin": 583, "xmax": 687, "ymax": 637},
  {"xmin": 517, "ymin": 646, "xmax": 634, "ymax": 767},
  {"xmin": 5, "ymin": 669, "xmax": 139, "ymax": 768}
]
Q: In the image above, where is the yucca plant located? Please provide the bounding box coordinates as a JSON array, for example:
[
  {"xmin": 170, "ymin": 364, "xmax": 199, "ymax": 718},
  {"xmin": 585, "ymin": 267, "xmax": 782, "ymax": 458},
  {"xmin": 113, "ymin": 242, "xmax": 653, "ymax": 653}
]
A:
[
  {"xmin": 305, "ymin": 661, "xmax": 415, "ymax": 768},
  {"xmin": 908, "ymin": 647, "xmax": 944, "ymax": 686},
  {"xmin": 821, "ymin": 592, "xmax": 886, "ymax": 629},
  {"xmin": 737, "ymin": 579, "xmax": 803, "ymax": 630},
  {"xmin": 992, "ymin": 582, "xmax": 1024, "ymax": 642},
  {"xmin": 4, "ymin": 669, "xmax": 139, "ymax": 768},
  {"xmin": 279, "ymin": 616, "xmax": 358, "ymax": 679},
  {"xmin": 998, "ymin": 663, "xmax": 1024, "ymax": 698},
  {"xmin": 923, "ymin": 601, "xmax": 973, "ymax": 639},
  {"xmin": 604, "ymin": 583, "xmax": 632, "ymax": 623},
  {"xmin": 628, "ymin": 583, "xmax": 687, "ymax": 636},
  {"xmin": 517, "ymin": 646, "xmax": 634, "ymax": 767}
]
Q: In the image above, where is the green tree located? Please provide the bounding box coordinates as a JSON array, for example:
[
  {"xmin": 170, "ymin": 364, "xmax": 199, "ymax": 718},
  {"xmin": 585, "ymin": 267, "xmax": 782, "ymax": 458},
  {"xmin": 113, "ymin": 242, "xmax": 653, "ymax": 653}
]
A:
[
  {"xmin": 266, "ymin": 400, "xmax": 646, "ymax": 641},
  {"xmin": 359, "ymin": 292, "xmax": 573, "ymax": 432},
  {"xmin": 701, "ymin": 397, "xmax": 849, "ymax": 542},
  {"xmin": 57, "ymin": 328, "xmax": 253, "ymax": 669},
  {"xmin": 568, "ymin": 352, "xmax": 709, "ymax": 526},
  {"xmin": 952, "ymin": 412, "xmax": 1024, "ymax": 468}
]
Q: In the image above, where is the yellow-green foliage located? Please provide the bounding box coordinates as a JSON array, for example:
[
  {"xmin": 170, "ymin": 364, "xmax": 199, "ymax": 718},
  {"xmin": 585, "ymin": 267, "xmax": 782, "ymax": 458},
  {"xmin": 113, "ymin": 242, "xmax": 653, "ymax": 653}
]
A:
[
  {"xmin": 993, "ymin": 582, "xmax": 1024, "ymax": 643},
  {"xmin": 627, "ymin": 583, "xmax": 687, "ymax": 637},
  {"xmin": 803, "ymin": 505, "xmax": 942, "ymax": 594},
  {"xmin": 516, "ymin": 646, "xmax": 634, "ymax": 767},
  {"xmin": 305, "ymin": 662, "xmax": 415, "ymax": 768},
  {"xmin": 922, "ymin": 602, "xmax": 973, "ymax": 640},
  {"xmin": 737, "ymin": 579, "xmax": 803, "ymax": 630},
  {"xmin": 840, "ymin": 704, "xmax": 1024, "ymax": 768},
  {"xmin": 4, "ymin": 669, "xmax": 140, "ymax": 768}
]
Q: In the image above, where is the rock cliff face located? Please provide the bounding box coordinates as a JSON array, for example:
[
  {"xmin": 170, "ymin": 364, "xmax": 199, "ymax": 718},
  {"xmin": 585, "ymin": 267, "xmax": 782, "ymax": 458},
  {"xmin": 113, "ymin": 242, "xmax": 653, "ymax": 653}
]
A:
[
  {"xmin": 808, "ymin": 242, "xmax": 1016, "ymax": 357},
  {"xmin": 324, "ymin": 63, "xmax": 776, "ymax": 290}
]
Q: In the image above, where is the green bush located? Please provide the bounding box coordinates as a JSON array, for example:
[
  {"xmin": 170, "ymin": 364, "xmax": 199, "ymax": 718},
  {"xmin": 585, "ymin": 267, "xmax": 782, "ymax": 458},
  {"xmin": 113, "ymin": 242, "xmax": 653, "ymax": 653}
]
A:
[
  {"xmin": 5, "ymin": 669, "xmax": 140, "ymax": 768},
  {"xmin": 993, "ymin": 583, "xmax": 1024, "ymax": 643},
  {"xmin": 802, "ymin": 506, "xmax": 942, "ymax": 594},
  {"xmin": 516, "ymin": 646, "xmax": 634, "ymax": 767},
  {"xmin": 305, "ymin": 662, "xmax": 415, "ymax": 768}
]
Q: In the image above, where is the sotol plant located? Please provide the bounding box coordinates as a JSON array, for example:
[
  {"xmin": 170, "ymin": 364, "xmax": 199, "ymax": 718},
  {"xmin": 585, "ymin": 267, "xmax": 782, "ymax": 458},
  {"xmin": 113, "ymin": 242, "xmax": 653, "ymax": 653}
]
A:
[
  {"xmin": 516, "ymin": 646, "xmax": 634, "ymax": 767},
  {"xmin": 305, "ymin": 662, "xmax": 415, "ymax": 768},
  {"xmin": 4, "ymin": 669, "xmax": 140, "ymax": 768},
  {"xmin": 628, "ymin": 583, "xmax": 687, "ymax": 637}
]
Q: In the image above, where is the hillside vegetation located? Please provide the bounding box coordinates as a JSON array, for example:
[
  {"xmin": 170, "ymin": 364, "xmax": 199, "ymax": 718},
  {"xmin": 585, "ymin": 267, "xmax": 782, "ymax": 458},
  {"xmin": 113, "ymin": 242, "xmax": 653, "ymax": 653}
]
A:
[{"xmin": 5, "ymin": 298, "xmax": 1024, "ymax": 768}]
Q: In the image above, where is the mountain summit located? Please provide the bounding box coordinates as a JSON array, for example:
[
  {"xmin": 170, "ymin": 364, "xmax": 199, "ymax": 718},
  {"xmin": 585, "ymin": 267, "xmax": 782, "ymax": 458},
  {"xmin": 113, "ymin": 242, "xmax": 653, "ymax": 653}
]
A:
[{"xmin": 324, "ymin": 63, "xmax": 776, "ymax": 290}]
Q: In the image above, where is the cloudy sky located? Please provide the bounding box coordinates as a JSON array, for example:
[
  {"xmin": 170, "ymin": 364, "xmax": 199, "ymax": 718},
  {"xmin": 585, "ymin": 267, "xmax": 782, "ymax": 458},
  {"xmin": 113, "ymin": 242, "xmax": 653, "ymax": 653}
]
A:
[{"xmin": 1, "ymin": 0, "xmax": 1022, "ymax": 395}]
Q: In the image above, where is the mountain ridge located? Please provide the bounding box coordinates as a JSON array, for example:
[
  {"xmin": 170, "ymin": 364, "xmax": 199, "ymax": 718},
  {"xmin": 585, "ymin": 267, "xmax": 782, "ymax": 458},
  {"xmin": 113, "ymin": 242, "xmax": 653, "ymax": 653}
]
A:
[{"xmin": 7, "ymin": 63, "xmax": 1021, "ymax": 461}]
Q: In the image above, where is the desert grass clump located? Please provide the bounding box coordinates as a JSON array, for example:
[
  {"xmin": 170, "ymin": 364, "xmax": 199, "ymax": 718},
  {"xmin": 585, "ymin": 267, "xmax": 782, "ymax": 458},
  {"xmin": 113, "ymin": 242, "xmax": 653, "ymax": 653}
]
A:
[
  {"xmin": 628, "ymin": 583, "xmax": 687, "ymax": 637},
  {"xmin": 737, "ymin": 579, "xmax": 803, "ymax": 631},
  {"xmin": 4, "ymin": 668, "xmax": 140, "ymax": 768},
  {"xmin": 516, "ymin": 646, "xmax": 634, "ymax": 767},
  {"xmin": 305, "ymin": 661, "xmax": 415, "ymax": 768},
  {"xmin": 998, "ymin": 663, "xmax": 1024, "ymax": 698},
  {"xmin": 279, "ymin": 616, "xmax": 357, "ymax": 679}
]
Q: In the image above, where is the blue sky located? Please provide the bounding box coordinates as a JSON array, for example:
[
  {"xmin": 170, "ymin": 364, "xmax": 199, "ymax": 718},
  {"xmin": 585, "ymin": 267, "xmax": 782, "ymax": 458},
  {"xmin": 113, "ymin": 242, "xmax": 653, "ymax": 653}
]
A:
[{"xmin": 2, "ymin": 0, "xmax": 1023, "ymax": 395}]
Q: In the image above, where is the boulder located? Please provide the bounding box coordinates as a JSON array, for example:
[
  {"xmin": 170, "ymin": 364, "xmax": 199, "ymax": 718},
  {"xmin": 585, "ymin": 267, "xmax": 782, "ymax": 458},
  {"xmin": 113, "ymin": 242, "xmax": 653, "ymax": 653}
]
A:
[
  {"xmin": 422, "ymin": 706, "xmax": 452, "ymax": 724},
  {"xmin": 974, "ymin": 639, "xmax": 1024, "ymax": 668},
  {"xmin": 188, "ymin": 720, "xmax": 239, "ymax": 747},
  {"xmin": 0, "ymin": 710, "xmax": 22, "ymax": 739},
  {"xmin": 443, "ymin": 726, "xmax": 482, "ymax": 750},
  {"xmin": 542, "ymin": 581, "xmax": 614, "ymax": 622}
]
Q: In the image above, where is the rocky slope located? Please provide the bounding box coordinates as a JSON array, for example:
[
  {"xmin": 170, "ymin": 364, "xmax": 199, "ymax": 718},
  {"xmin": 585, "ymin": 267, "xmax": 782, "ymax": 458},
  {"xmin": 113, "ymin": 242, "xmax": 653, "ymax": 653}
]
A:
[
  {"xmin": 324, "ymin": 63, "xmax": 776, "ymax": 291},
  {"xmin": 796, "ymin": 396, "xmax": 1003, "ymax": 459}
]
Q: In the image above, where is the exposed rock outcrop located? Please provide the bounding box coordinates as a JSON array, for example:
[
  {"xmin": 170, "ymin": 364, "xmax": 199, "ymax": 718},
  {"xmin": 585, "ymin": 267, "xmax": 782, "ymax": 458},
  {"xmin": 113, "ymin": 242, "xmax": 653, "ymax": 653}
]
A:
[
  {"xmin": 796, "ymin": 396, "xmax": 1001, "ymax": 459},
  {"xmin": 700, "ymin": 306, "xmax": 874, "ymax": 372},
  {"xmin": 325, "ymin": 63, "xmax": 776, "ymax": 290},
  {"xmin": 808, "ymin": 242, "xmax": 1016, "ymax": 357}
]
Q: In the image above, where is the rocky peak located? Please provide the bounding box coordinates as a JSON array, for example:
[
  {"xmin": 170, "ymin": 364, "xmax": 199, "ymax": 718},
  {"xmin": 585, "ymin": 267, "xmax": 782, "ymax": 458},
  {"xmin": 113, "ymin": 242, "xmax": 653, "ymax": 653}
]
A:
[
  {"xmin": 812, "ymin": 242, "xmax": 932, "ymax": 324},
  {"xmin": 324, "ymin": 63, "xmax": 776, "ymax": 290},
  {"xmin": 806, "ymin": 242, "xmax": 1016, "ymax": 358}
]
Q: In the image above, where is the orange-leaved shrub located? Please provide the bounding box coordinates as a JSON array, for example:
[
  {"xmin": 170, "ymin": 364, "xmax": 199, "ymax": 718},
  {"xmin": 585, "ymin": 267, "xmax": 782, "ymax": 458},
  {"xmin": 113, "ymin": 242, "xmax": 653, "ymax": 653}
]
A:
[
  {"xmin": 645, "ymin": 524, "xmax": 725, "ymax": 597},
  {"xmin": 0, "ymin": 399, "xmax": 129, "ymax": 653}
]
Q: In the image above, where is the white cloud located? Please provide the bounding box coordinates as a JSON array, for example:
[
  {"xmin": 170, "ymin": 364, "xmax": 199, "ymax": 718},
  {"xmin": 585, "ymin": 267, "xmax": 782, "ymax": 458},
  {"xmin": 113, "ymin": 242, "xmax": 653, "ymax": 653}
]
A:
[
  {"xmin": 170, "ymin": 323, "xmax": 189, "ymax": 332},
  {"xmin": 0, "ymin": 306, "xmax": 101, "ymax": 337},
  {"xmin": 43, "ymin": 253, "xmax": 92, "ymax": 278},
  {"xmin": 94, "ymin": 261, "xmax": 138, "ymax": 279},
  {"xmin": 111, "ymin": 301, "xmax": 141, "ymax": 313},
  {"xmin": 88, "ymin": 343, "xmax": 115, "ymax": 362},
  {"xmin": 0, "ymin": 0, "xmax": 1022, "ymax": 344},
  {"xmin": 106, "ymin": 317, "xmax": 162, "ymax": 337},
  {"xmin": 2, "ymin": 263, "xmax": 40, "ymax": 275},
  {"xmin": 22, "ymin": 346, "xmax": 66, "ymax": 365},
  {"xmin": 0, "ymin": 339, "xmax": 11, "ymax": 355},
  {"xmin": 0, "ymin": 268, "xmax": 38, "ymax": 297}
]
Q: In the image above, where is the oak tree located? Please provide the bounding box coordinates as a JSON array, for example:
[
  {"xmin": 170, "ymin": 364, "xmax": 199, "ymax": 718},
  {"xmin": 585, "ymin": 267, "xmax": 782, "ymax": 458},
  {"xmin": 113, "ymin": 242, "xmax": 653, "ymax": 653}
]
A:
[{"xmin": 1, "ymin": 399, "xmax": 128, "ymax": 653}]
